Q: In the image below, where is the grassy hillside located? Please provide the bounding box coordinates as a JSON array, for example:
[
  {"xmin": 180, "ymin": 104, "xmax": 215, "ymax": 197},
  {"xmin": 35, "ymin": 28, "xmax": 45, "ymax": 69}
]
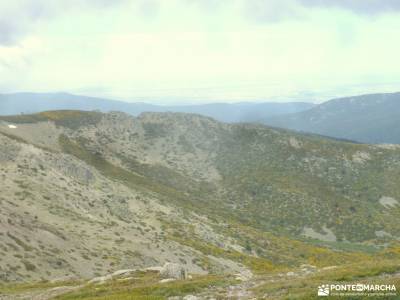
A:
[
  {"xmin": 0, "ymin": 110, "xmax": 399, "ymax": 298},
  {"xmin": 51, "ymin": 111, "xmax": 400, "ymax": 243},
  {"xmin": 2, "ymin": 110, "xmax": 400, "ymax": 244}
]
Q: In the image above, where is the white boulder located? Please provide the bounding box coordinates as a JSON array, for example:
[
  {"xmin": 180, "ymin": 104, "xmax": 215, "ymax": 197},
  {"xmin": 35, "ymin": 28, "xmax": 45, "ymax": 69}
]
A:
[{"xmin": 160, "ymin": 262, "xmax": 187, "ymax": 280}]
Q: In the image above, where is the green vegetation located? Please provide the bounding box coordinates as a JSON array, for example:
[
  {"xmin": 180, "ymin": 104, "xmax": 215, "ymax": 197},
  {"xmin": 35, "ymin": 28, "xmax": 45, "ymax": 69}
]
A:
[
  {"xmin": 49, "ymin": 111, "xmax": 400, "ymax": 244},
  {"xmin": 213, "ymin": 124, "xmax": 400, "ymax": 242},
  {"xmin": 142, "ymin": 122, "xmax": 167, "ymax": 139},
  {"xmin": 3, "ymin": 258, "xmax": 399, "ymax": 299},
  {"xmin": 58, "ymin": 135, "xmax": 192, "ymax": 203},
  {"xmin": 170, "ymin": 234, "xmax": 274, "ymax": 274},
  {"xmin": 253, "ymin": 259, "xmax": 400, "ymax": 299},
  {"xmin": 1, "ymin": 110, "xmax": 400, "ymax": 298},
  {"xmin": 0, "ymin": 110, "xmax": 102, "ymax": 129},
  {"xmin": 55, "ymin": 272, "xmax": 233, "ymax": 300},
  {"xmin": 0, "ymin": 280, "xmax": 81, "ymax": 295}
]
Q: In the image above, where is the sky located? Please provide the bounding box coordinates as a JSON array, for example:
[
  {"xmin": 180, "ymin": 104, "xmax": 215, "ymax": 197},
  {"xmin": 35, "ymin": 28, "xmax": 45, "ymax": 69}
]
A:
[{"xmin": 1, "ymin": 0, "xmax": 400, "ymax": 104}]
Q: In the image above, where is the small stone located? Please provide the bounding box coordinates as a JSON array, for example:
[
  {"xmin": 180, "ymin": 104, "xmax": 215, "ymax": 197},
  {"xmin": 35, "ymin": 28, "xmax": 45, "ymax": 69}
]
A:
[{"xmin": 160, "ymin": 278, "xmax": 176, "ymax": 283}]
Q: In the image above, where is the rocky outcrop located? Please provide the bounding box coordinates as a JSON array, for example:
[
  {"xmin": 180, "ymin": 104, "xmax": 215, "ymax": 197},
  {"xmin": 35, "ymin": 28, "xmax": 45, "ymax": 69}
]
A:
[{"xmin": 160, "ymin": 263, "xmax": 187, "ymax": 280}]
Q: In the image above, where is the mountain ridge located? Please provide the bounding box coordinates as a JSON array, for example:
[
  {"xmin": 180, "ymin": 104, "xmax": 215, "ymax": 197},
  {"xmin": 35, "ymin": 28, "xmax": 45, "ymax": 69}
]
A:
[
  {"xmin": 264, "ymin": 91, "xmax": 400, "ymax": 144},
  {"xmin": 0, "ymin": 92, "xmax": 314, "ymax": 123}
]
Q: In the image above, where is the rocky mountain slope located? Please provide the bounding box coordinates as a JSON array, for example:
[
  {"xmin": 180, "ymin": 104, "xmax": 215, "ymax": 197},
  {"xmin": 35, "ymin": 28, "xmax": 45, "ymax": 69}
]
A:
[
  {"xmin": 0, "ymin": 92, "xmax": 314, "ymax": 123},
  {"xmin": 0, "ymin": 110, "xmax": 400, "ymax": 298},
  {"xmin": 264, "ymin": 92, "xmax": 400, "ymax": 144}
]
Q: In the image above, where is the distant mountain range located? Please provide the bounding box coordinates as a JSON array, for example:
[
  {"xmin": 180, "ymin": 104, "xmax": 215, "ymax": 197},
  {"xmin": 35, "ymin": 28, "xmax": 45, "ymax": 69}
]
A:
[
  {"xmin": 2, "ymin": 91, "xmax": 400, "ymax": 144},
  {"xmin": 264, "ymin": 92, "xmax": 400, "ymax": 144},
  {"xmin": 0, "ymin": 92, "xmax": 314, "ymax": 123}
]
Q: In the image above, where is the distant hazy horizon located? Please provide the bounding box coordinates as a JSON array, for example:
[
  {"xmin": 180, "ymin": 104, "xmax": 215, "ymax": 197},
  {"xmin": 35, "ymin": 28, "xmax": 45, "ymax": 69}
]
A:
[
  {"xmin": 1, "ymin": 90, "xmax": 319, "ymax": 106},
  {"xmin": 2, "ymin": 89, "xmax": 400, "ymax": 106}
]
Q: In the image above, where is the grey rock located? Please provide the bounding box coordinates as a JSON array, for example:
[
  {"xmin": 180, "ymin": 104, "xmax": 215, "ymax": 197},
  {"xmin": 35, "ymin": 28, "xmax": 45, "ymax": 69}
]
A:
[{"xmin": 160, "ymin": 263, "xmax": 187, "ymax": 280}]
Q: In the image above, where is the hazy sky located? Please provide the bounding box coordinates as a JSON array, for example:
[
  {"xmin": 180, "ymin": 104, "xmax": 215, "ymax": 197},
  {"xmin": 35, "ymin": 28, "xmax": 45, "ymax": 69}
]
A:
[{"xmin": 1, "ymin": 0, "xmax": 400, "ymax": 104}]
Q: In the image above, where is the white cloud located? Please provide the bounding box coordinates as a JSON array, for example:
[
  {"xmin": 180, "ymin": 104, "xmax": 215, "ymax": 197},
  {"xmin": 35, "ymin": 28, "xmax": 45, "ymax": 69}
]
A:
[{"xmin": 1, "ymin": 0, "xmax": 400, "ymax": 103}]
